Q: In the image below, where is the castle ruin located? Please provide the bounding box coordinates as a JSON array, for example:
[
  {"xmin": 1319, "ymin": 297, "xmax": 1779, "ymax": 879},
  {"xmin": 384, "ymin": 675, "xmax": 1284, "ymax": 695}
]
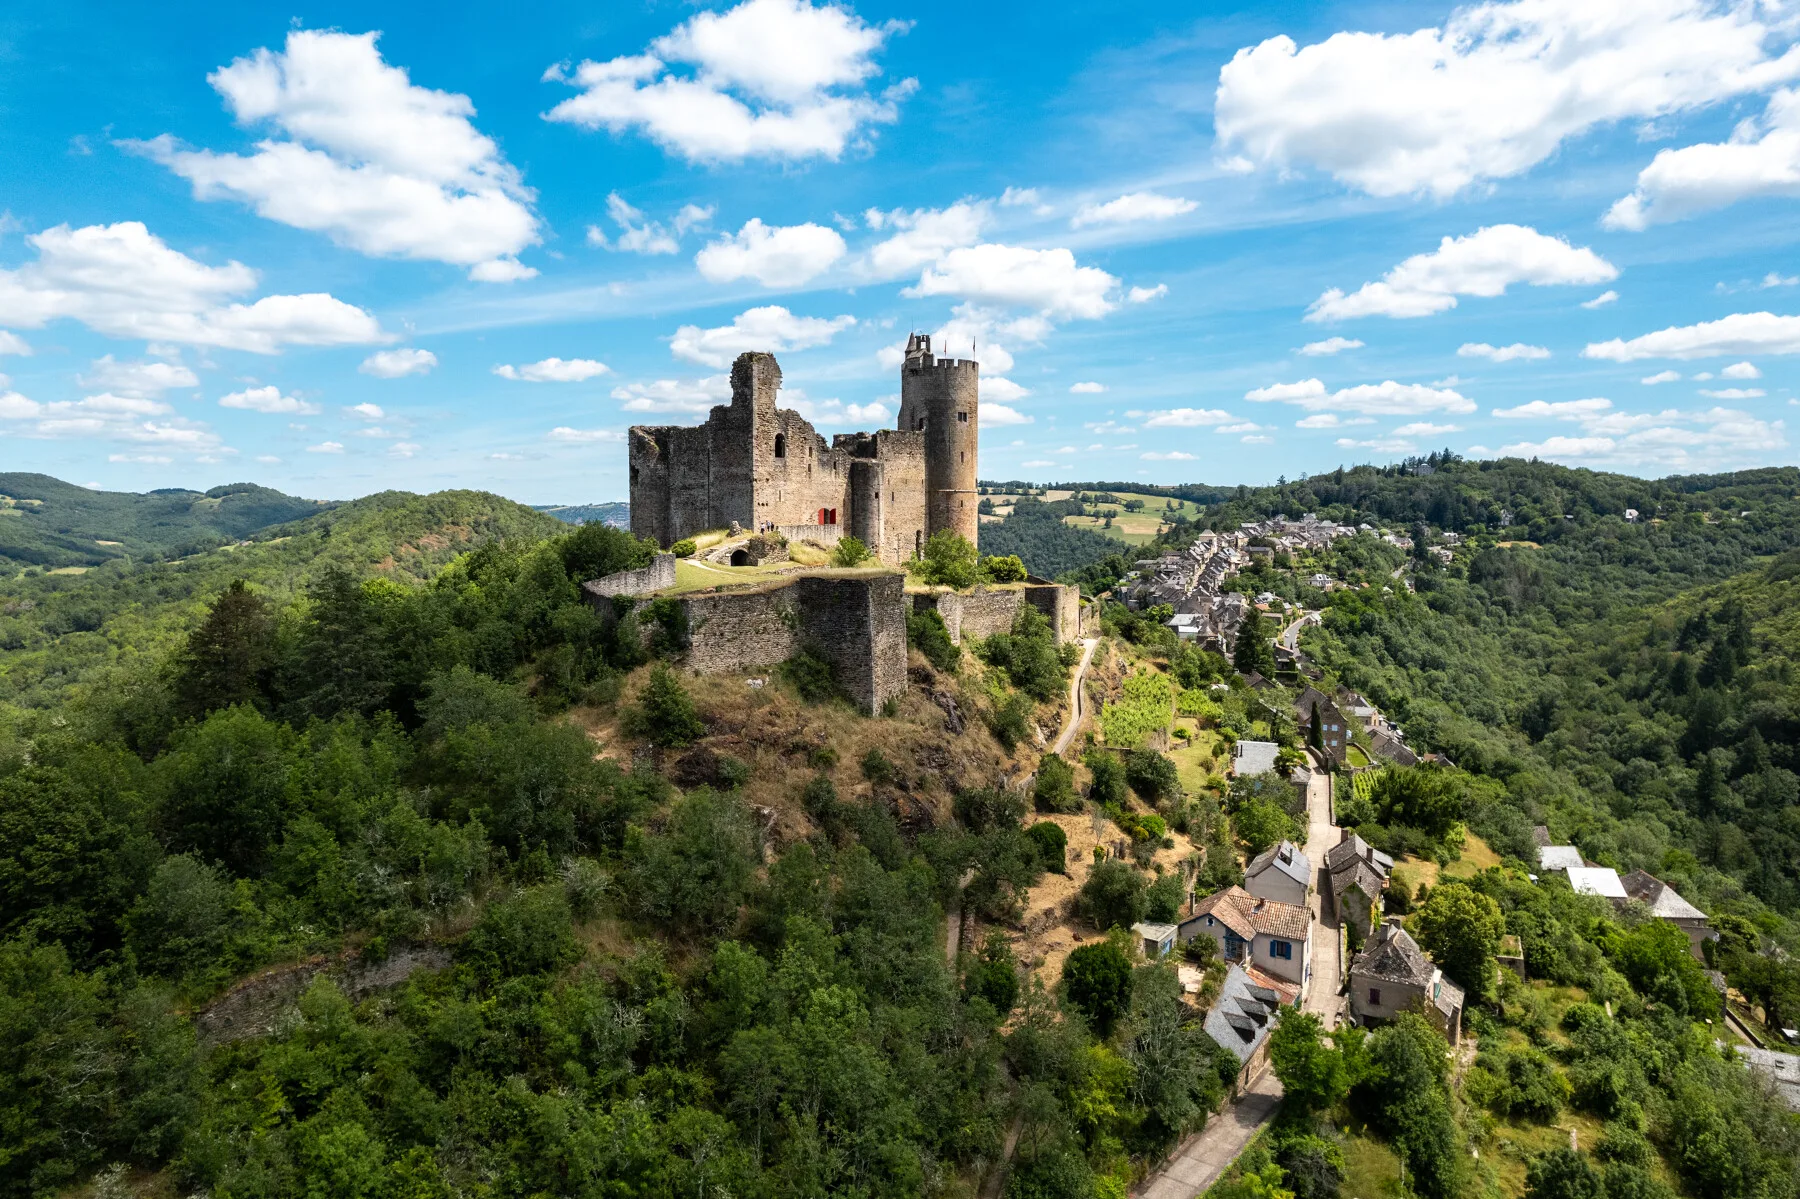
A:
[{"xmin": 628, "ymin": 334, "xmax": 979, "ymax": 562}]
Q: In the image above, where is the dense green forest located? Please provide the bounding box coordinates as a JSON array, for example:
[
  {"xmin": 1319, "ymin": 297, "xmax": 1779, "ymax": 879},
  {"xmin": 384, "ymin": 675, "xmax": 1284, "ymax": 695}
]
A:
[
  {"xmin": 7, "ymin": 462, "xmax": 1800, "ymax": 1199},
  {"xmin": 0, "ymin": 474, "xmax": 327, "ymax": 570}
]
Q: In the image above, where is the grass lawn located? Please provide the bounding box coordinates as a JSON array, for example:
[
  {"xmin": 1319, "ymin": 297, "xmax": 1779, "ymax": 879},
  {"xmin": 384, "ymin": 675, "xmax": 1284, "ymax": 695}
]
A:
[
  {"xmin": 1338, "ymin": 1132, "xmax": 1408, "ymax": 1199},
  {"xmin": 1346, "ymin": 744, "xmax": 1372, "ymax": 768},
  {"xmin": 1169, "ymin": 722, "xmax": 1226, "ymax": 794},
  {"xmin": 1392, "ymin": 833, "xmax": 1503, "ymax": 894}
]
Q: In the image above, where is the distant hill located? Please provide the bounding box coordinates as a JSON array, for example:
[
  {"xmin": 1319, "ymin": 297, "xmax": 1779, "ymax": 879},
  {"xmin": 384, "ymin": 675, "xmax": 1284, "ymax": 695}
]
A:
[
  {"xmin": 536, "ymin": 501, "xmax": 630, "ymax": 528},
  {"xmin": 0, "ymin": 487, "xmax": 567, "ymax": 709},
  {"xmin": 0, "ymin": 473, "xmax": 328, "ymax": 569}
]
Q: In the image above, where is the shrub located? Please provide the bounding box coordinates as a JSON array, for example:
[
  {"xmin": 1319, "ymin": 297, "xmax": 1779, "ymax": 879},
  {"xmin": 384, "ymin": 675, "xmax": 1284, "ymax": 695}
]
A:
[
  {"xmin": 830, "ymin": 535, "xmax": 873, "ymax": 567},
  {"xmin": 624, "ymin": 664, "xmax": 705, "ymax": 747},
  {"xmin": 987, "ymin": 692, "xmax": 1034, "ymax": 750},
  {"xmin": 981, "ymin": 606, "xmax": 1066, "ymax": 702},
  {"xmin": 1025, "ymin": 821, "xmax": 1068, "ymax": 873},
  {"xmin": 669, "ymin": 538, "xmax": 697, "ymax": 558},
  {"xmin": 1063, "ymin": 939, "xmax": 1133, "ymax": 1035},
  {"xmin": 907, "ymin": 609, "xmax": 960, "ymax": 673},
  {"xmin": 1145, "ymin": 871, "xmax": 1185, "ymax": 923},
  {"xmin": 779, "ymin": 651, "xmax": 839, "ymax": 703},
  {"xmin": 914, "ymin": 531, "xmax": 981, "ymax": 588},
  {"xmin": 981, "ymin": 554, "xmax": 1028, "ymax": 583},
  {"xmin": 461, "ymin": 885, "xmax": 579, "ymax": 982},
  {"xmin": 1078, "ymin": 859, "xmax": 1146, "ymax": 931},
  {"xmin": 955, "ymin": 786, "xmax": 1027, "ymax": 834},
  {"xmin": 1084, "ymin": 750, "xmax": 1129, "ymax": 806},
  {"xmin": 860, "ymin": 748, "xmax": 896, "ymax": 785},
  {"xmin": 964, "ymin": 931, "xmax": 1020, "ymax": 1016},
  {"xmin": 1125, "ymin": 750, "xmax": 1181, "ymax": 804},
  {"xmin": 1034, "ymin": 752, "xmax": 1079, "ymax": 812}
]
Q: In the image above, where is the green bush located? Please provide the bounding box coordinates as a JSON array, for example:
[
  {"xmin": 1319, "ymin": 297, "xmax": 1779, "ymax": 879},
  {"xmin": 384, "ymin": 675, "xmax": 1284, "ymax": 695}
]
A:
[
  {"xmin": 987, "ymin": 692, "xmax": 1034, "ymax": 750},
  {"xmin": 914, "ymin": 531, "xmax": 982, "ymax": 588},
  {"xmin": 1033, "ymin": 752, "xmax": 1079, "ymax": 812},
  {"xmin": 623, "ymin": 664, "xmax": 705, "ymax": 747},
  {"xmin": 907, "ymin": 609, "xmax": 960, "ymax": 673},
  {"xmin": 1062, "ymin": 939, "xmax": 1133, "ymax": 1035},
  {"xmin": 830, "ymin": 535, "xmax": 873, "ymax": 567},
  {"xmin": 460, "ymin": 884, "xmax": 579, "ymax": 981},
  {"xmin": 1084, "ymin": 750, "xmax": 1129, "ymax": 806},
  {"xmin": 1025, "ymin": 821, "xmax": 1068, "ymax": 873},
  {"xmin": 1145, "ymin": 871, "xmax": 1185, "ymax": 923},
  {"xmin": 964, "ymin": 930, "xmax": 1020, "ymax": 1016},
  {"xmin": 955, "ymin": 786, "xmax": 1027, "ymax": 834},
  {"xmin": 1078, "ymin": 859, "xmax": 1146, "ymax": 931},
  {"xmin": 779, "ymin": 651, "xmax": 839, "ymax": 703},
  {"xmin": 1125, "ymin": 749, "xmax": 1181, "ymax": 804},
  {"xmin": 981, "ymin": 605, "xmax": 1067, "ymax": 702},
  {"xmin": 981, "ymin": 554, "xmax": 1028, "ymax": 583},
  {"xmin": 669, "ymin": 538, "xmax": 697, "ymax": 558},
  {"xmin": 860, "ymin": 747, "xmax": 896, "ymax": 785}
]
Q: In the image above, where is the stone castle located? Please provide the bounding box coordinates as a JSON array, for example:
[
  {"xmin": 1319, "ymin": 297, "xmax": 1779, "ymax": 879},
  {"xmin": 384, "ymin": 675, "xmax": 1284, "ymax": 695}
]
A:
[{"xmin": 628, "ymin": 334, "xmax": 979, "ymax": 562}]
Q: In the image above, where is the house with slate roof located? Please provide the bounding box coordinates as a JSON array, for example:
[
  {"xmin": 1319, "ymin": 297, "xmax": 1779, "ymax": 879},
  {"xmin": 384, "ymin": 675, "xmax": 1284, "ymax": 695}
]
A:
[
  {"xmin": 1203, "ymin": 964, "xmax": 1288, "ymax": 1095},
  {"xmin": 1324, "ymin": 831, "xmax": 1392, "ymax": 939},
  {"xmin": 1620, "ymin": 870, "xmax": 1715, "ymax": 960},
  {"xmin": 1232, "ymin": 739, "xmax": 1281, "ymax": 778},
  {"xmin": 1349, "ymin": 918, "xmax": 1464, "ymax": 1044},
  {"xmin": 1294, "ymin": 685, "xmax": 1350, "ymax": 767},
  {"xmin": 1537, "ymin": 844, "xmax": 1585, "ymax": 872},
  {"xmin": 1245, "ymin": 840, "xmax": 1310, "ymax": 909},
  {"xmin": 1179, "ymin": 885, "xmax": 1311, "ymax": 986}
]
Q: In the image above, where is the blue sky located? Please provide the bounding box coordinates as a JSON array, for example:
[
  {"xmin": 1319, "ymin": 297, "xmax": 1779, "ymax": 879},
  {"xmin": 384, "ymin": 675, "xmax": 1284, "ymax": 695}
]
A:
[{"xmin": 3, "ymin": 0, "xmax": 1800, "ymax": 502}]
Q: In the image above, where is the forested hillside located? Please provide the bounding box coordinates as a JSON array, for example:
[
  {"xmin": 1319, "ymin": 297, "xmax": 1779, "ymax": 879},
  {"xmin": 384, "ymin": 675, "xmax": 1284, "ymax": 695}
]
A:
[{"xmin": 0, "ymin": 474, "xmax": 326, "ymax": 569}]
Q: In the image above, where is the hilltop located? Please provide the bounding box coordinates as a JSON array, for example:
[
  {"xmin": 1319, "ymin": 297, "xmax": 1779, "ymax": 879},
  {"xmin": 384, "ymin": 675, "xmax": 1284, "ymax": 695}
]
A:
[{"xmin": 0, "ymin": 473, "xmax": 328, "ymax": 570}]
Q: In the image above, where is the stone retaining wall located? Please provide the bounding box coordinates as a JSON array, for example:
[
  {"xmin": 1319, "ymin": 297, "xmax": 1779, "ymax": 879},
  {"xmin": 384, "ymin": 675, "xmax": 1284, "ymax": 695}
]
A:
[
  {"xmin": 911, "ymin": 581, "xmax": 1082, "ymax": 645},
  {"xmin": 776, "ymin": 522, "xmax": 842, "ymax": 546},
  {"xmin": 581, "ymin": 553, "xmax": 676, "ymax": 599}
]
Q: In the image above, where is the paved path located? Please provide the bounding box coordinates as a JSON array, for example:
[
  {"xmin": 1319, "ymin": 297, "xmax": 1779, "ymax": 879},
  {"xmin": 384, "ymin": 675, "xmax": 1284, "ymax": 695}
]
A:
[
  {"xmin": 1137, "ymin": 1071, "xmax": 1283, "ymax": 1199},
  {"xmin": 1300, "ymin": 765, "xmax": 1345, "ymax": 1028},
  {"xmin": 1052, "ymin": 638, "xmax": 1100, "ymax": 756},
  {"xmin": 1277, "ymin": 611, "xmax": 1317, "ymax": 652}
]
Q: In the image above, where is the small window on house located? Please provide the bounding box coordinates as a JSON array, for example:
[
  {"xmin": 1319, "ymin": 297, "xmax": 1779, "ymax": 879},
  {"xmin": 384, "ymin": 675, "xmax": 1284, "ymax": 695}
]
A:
[
  {"xmin": 774, "ymin": 433, "xmax": 786, "ymax": 459},
  {"xmin": 1270, "ymin": 940, "xmax": 1292, "ymax": 959},
  {"xmin": 1369, "ymin": 988, "xmax": 1382, "ymax": 1007}
]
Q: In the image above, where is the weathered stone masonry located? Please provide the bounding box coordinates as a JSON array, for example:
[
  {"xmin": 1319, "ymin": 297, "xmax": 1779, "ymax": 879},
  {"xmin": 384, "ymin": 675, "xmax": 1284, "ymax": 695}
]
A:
[
  {"xmin": 579, "ymin": 553, "xmax": 675, "ymax": 599},
  {"xmin": 910, "ymin": 581, "xmax": 1083, "ymax": 645},
  {"xmin": 629, "ymin": 335, "xmax": 977, "ymax": 565}
]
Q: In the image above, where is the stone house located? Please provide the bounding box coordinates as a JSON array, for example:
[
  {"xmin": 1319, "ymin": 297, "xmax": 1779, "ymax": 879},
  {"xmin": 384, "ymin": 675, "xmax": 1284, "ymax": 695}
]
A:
[
  {"xmin": 1131, "ymin": 921, "xmax": 1179, "ymax": 959},
  {"xmin": 1619, "ymin": 870, "xmax": 1715, "ymax": 960},
  {"xmin": 1348, "ymin": 918, "xmax": 1464, "ymax": 1045},
  {"xmin": 1179, "ymin": 885, "xmax": 1311, "ymax": 987},
  {"xmin": 1324, "ymin": 832, "xmax": 1392, "ymax": 940},
  {"xmin": 1244, "ymin": 840, "xmax": 1310, "ymax": 909},
  {"xmin": 1203, "ymin": 964, "xmax": 1295, "ymax": 1096},
  {"xmin": 1294, "ymin": 685, "xmax": 1350, "ymax": 767}
]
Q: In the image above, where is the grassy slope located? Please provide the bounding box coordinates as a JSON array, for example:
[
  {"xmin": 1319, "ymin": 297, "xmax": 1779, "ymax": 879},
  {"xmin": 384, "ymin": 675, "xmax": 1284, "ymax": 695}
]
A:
[
  {"xmin": 0, "ymin": 488, "xmax": 562, "ymax": 712},
  {"xmin": 0, "ymin": 473, "xmax": 328, "ymax": 569}
]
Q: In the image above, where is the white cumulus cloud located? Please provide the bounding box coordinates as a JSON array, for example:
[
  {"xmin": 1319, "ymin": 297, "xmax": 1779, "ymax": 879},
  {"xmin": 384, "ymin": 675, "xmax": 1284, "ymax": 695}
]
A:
[
  {"xmin": 696, "ymin": 218, "xmax": 847, "ymax": 288},
  {"xmin": 494, "ymin": 357, "xmax": 610, "ymax": 382},
  {"xmin": 1722, "ymin": 361, "xmax": 1762, "ymax": 379},
  {"xmin": 79, "ymin": 355, "xmax": 198, "ymax": 396},
  {"xmin": 1459, "ymin": 341, "xmax": 1551, "ymax": 362},
  {"xmin": 612, "ymin": 375, "xmax": 732, "ymax": 414},
  {"xmin": 1393, "ymin": 421, "xmax": 1462, "ymax": 436},
  {"xmin": 1214, "ymin": 0, "xmax": 1800, "ymax": 198},
  {"xmin": 1070, "ymin": 192, "xmax": 1197, "ymax": 228},
  {"xmin": 906, "ymin": 243, "xmax": 1119, "ymax": 320},
  {"xmin": 1128, "ymin": 284, "xmax": 1169, "ymax": 304},
  {"xmin": 1583, "ymin": 312, "xmax": 1800, "ymax": 360},
  {"xmin": 220, "ymin": 385, "xmax": 319, "ymax": 415},
  {"xmin": 1299, "ymin": 337, "xmax": 1363, "ymax": 356},
  {"xmin": 984, "ymin": 377, "xmax": 1031, "ymax": 402},
  {"xmin": 1582, "ymin": 290, "xmax": 1620, "ymax": 309},
  {"xmin": 542, "ymin": 0, "xmax": 913, "ymax": 163},
  {"xmin": 982, "ymin": 404, "xmax": 1033, "ymax": 426},
  {"xmin": 1308, "ymin": 225, "xmax": 1616, "ymax": 321},
  {"xmin": 360, "ymin": 348, "xmax": 437, "ymax": 378},
  {"xmin": 1070, "ymin": 381, "xmax": 1106, "ymax": 394},
  {"xmin": 1641, "ymin": 370, "xmax": 1682, "ymax": 384},
  {"xmin": 1700, "ymin": 387, "xmax": 1766, "ymax": 398},
  {"xmin": 306, "ymin": 440, "xmax": 345, "ymax": 453},
  {"xmin": 549, "ymin": 426, "xmax": 625, "ymax": 442},
  {"xmin": 860, "ymin": 201, "xmax": 987, "ymax": 278},
  {"xmin": 1295, "ymin": 413, "xmax": 1374, "ymax": 428},
  {"xmin": 129, "ymin": 30, "xmax": 539, "ymax": 281},
  {"xmin": 1493, "ymin": 398, "xmax": 1614, "ymax": 419},
  {"xmin": 0, "ymin": 331, "xmax": 30, "ymax": 356},
  {"xmin": 1248, "ymin": 377, "xmax": 1474, "ymax": 415},
  {"xmin": 0, "ymin": 222, "xmax": 387, "ymax": 353},
  {"xmin": 1137, "ymin": 407, "xmax": 1236, "ymax": 427},
  {"xmin": 670, "ymin": 306, "xmax": 855, "ymax": 369},
  {"xmin": 1141, "ymin": 450, "xmax": 1197, "ymax": 461},
  {"xmin": 587, "ymin": 193, "xmax": 712, "ymax": 254},
  {"xmin": 1606, "ymin": 88, "xmax": 1800, "ymax": 230}
]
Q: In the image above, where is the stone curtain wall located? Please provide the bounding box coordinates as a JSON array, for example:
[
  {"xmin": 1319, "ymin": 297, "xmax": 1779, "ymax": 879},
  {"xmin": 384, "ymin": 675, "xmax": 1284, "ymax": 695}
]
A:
[
  {"xmin": 679, "ymin": 572, "xmax": 907, "ymax": 714},
  {"xmin": 912, "ymin": 582, "xmax": 1082, "ymax": 646},
  {"xmin": 777, "ymin": 523, "xmax": 843, "ymax": 547},
  {"xmin": 581, "ymin": 553, "xmax": 676, "ymax": 600}
]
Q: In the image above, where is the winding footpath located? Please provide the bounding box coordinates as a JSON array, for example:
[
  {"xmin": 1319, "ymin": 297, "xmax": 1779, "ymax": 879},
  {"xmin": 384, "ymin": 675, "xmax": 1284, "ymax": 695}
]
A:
[{"xmin": 1053, "ymin": 638, "xmax": 1100, "ymax": 756}]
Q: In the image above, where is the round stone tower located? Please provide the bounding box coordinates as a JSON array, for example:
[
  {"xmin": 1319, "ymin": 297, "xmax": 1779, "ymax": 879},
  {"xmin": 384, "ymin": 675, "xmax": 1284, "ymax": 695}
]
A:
[{"xmin": 897, "ymin": 333, "xmax": 980, "ymax": 548}]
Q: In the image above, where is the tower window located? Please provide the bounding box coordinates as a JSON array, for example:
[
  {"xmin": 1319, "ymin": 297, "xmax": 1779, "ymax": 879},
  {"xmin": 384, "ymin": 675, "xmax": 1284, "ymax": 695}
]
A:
[
  {"xmin": 960, "ymin": 451, "xmax": 965, "ymax": 463},
  {"xmin": 774, "ymin": 433, "xmax": 786, "ymax": 459},
  {"xmin": 916, "ymin": 417, "xmax": 926, "ymax": 431},
  {"xmin": 957, "ymin": 411, "xmax": 968, "ymax": 423}
]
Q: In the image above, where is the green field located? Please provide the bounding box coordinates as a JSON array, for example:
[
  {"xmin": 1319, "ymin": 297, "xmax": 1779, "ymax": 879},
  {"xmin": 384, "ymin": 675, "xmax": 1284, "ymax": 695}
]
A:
[{"xmin": 983, "ymin": 489, "xmax": 1203, "ymax": 545}]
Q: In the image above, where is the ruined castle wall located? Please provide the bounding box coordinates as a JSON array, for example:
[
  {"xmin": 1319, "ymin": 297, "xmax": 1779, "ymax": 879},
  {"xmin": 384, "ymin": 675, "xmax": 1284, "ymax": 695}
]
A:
[
  {"xmin": 678, "ymin": 573, "xmax": 906, "ymax": 714},
  {"xmin": 777, "ymin": 523, "xmax": 843, "ymax": 547},
  {"xmin": 581, "ymin": 553, "xmax": 676, "ymax": 600},
  {"xmin": 912, "ymin": 582, "xmax": 1082, "ymax": 646},
  {"xmin": 1024, "ymin": 582, "xmax": 1082, "ymax": 643},
  {"xmin": 752, "ymin": 408, "xmax": 854, "ymax": 533}
]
